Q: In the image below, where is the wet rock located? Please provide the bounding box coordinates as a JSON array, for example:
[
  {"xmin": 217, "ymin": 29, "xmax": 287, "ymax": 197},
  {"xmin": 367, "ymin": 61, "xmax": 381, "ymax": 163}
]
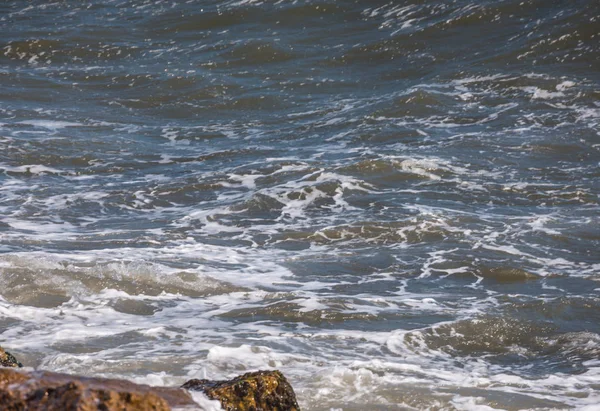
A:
[
  {"xmin": 0, "ymin": 349, "xmax": 300, "ymax": 410},
  {"xmin": 0, "ymin": 368, "xmax": 194, "ymax": 410},
  {"xmin": 0, "ymin": 346, "xmax": 22, "ymax": 368},
  {"xmin": 183, "ymin": 370, "xmax": 300, "ymax": 411},
  {"xmin": 4, "ymin": 380, "xmax": 171, "ymax": 410}
]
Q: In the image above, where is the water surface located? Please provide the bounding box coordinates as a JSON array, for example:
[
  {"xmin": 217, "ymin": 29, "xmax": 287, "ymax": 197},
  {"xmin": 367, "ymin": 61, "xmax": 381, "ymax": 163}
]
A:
[{"xmin": 1, "ymin": 1, "xmax": 600, "ymax": 409}]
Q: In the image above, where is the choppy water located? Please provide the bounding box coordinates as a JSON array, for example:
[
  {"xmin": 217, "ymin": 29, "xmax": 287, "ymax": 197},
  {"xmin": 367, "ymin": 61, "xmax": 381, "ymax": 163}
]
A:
[{"xmin": 1, "ymin": 1, "xmax": 599, "ymax": 409}]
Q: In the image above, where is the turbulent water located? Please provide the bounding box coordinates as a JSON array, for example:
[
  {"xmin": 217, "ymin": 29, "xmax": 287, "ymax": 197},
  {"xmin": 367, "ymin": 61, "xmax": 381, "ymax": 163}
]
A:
[{"xmin": 1, "ymin": 0, "xmax": 599, "ymax": 409}]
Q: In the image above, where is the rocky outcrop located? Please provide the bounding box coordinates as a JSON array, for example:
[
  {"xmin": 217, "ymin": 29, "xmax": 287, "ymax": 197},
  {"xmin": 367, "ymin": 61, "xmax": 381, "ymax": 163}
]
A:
[
  {"xmin": 0, "ymin": 347, "xmax": 300, "ymax": 410},
  {"xmin": 182, "ymin": 370, "xmax": 300, "ymax": 411},
  {"xmin": 0, "ymin": 367, "xmax": 189, "ymax": 410}
]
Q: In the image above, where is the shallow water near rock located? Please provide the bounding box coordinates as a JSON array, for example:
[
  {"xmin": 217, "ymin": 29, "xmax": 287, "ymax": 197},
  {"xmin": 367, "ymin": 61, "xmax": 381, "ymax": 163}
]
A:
[{"xmin": 1, "ymin": 1, "xmax": 599, "ymax": 409}]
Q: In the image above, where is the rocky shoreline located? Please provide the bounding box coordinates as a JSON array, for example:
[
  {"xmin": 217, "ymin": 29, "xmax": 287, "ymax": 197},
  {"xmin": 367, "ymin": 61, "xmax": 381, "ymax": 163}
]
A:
[{"xmin": 0, "ymin": 346, "xmax": 299, "ymax": 410}]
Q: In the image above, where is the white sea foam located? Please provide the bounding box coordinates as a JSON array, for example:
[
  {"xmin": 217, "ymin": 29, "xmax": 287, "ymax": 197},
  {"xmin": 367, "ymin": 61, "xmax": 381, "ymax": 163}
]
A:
[
  {"xmin": 17, "ymin": 120, "xmax": 84, "ymax": 129},
  {"xmin": 527, "ymin": 87, "xmax": 565, "ymax": 100},
  {"xmin": 397, "ymin": 159, "xmax": 443, "ymax": 180},
  {"xmin": 451, "ymin": 397, "xmax": 506, "ymax": 411},
  {"xmin": 227, "ymin": 172, "xmax": 262, "ymax": 189},
  {"xmin": 187, "ymin": 392, "xmax": 223, "ymax": 411},
  {"xmin": 0, "ymin": 163, "xmax": 64, "ymax": 175},
  {"xmin": 556, "ymin": 80, "xmax": 576, "ymax": 91},
  {"xmin": 0, "ymin": 261, "xmax": 597, "ymax": 409}
]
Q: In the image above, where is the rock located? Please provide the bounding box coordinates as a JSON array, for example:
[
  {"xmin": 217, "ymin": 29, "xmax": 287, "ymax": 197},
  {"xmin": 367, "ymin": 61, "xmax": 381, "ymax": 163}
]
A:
[
  {"xmin": 3, "ymin": 380, "xmax": 171, "ymax": 410},
  {"xmin": 0, "ymin": 346, "xmax": 22, "ymax": 368},
  {"xmin": 0, "ymin": 367, "xmax": 195, "ymax": 410},
  {"xmin": 182, "ymin": 370, "xmax": 300, "ymax": 411},
  {"xmin": 0, "ymin": 347, "xmax": 300, "ymax": 410}
]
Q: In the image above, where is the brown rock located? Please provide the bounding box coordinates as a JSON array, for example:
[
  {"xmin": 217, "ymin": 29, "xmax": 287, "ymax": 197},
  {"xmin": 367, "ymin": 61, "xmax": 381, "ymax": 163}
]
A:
[
  {"xmin": 0, "ymin": 348, "xmax": 301, "ymax": 410},
  {"xmin": 182, "ymin": 370, "xmax": 300, "ymax": 411},
  {"xmin": 0, "ymin": 368, "xmax": 195, "ymax": 411},
  {"xmin": 0, "ymin": 346, "xmax": 22, "ymax": 368}
]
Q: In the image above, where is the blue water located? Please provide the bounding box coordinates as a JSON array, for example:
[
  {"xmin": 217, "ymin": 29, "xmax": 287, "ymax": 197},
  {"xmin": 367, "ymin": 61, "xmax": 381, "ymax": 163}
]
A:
[{"xmin": 1, "ymin": 1, "xmax": 599, "ymax": 409}]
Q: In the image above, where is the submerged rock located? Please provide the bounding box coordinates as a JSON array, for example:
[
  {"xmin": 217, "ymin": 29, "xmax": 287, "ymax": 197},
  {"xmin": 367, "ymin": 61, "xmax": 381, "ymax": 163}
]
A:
[
  {"xmin": 182, "ymin": 370, "xmax": 300, "ymax": 411},
  {"xmin": 0, "ymin": 346, "xmax": 22, "ymax": 368}
]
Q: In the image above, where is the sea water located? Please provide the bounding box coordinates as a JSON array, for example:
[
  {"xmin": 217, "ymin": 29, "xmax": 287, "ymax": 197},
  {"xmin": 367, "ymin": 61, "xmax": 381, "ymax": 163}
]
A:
[{"xmin": 1, "ymin": 1, "xmax": 599, "ymax": 409}]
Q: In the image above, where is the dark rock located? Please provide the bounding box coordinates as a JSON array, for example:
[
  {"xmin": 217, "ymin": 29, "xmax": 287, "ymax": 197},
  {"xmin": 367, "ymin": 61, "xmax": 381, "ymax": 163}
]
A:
[
  {"xmin": 183, "ymin": 370, "xmax": 300, "ymax": 411},
  {"xmin": 0, "ymin": 346, "xmax": 22, "ymax": 368}
]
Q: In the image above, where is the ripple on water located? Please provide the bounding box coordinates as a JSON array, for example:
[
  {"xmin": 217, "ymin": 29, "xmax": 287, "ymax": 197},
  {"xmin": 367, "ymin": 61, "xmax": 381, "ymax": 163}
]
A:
[{"xmin": 1, "ymin": 0, "xmax": 599, "ymax": 409}]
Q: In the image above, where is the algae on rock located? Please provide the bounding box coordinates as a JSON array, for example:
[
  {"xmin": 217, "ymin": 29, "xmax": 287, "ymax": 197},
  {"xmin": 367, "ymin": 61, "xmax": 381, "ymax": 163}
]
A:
[
  {"xmin": 182, "ymin": 370, "xmax": 300, "ymax": 411},
  {"xmin": 0, "ymin": 346, "xmax": 22, "ymax": 368}
]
